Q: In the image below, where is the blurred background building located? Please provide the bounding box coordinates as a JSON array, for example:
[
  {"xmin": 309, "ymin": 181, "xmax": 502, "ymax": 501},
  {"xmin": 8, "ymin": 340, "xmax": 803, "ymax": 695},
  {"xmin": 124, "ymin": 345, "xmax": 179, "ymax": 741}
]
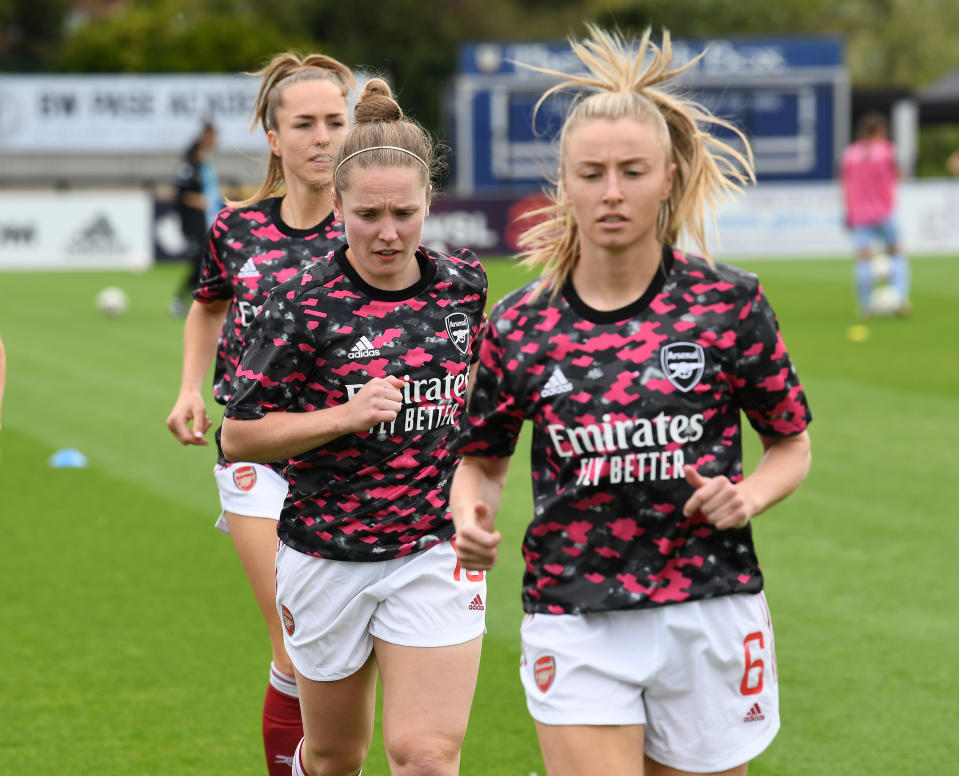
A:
[{"xmin": 4, "ymin": 0, "xmax": 959, "ymax": 268}]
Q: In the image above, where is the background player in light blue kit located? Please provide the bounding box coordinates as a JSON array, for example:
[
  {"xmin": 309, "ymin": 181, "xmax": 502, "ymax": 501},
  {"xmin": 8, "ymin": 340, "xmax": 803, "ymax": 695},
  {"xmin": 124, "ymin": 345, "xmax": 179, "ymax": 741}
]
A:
[{"xmin": 839, "ymin": 111, "xmax": 910, "ymax": 316}]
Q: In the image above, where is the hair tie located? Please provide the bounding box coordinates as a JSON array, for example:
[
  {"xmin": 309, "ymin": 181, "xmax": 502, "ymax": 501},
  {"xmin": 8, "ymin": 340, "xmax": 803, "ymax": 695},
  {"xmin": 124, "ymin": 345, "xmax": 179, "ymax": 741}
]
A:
[{"xmin": 335, "ymin": 145, "xmax": 429, "ymax": 176}]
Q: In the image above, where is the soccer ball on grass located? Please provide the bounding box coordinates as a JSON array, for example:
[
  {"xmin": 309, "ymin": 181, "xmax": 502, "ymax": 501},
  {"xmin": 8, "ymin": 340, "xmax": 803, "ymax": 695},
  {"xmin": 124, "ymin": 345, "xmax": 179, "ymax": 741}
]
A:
[
  {"xmin": 95, "ymin": 286, "xmax": 129, "ymax": 317},
  {"xmin": 868, "ymin": 284, "xmax": 904, "ymax": 317}
]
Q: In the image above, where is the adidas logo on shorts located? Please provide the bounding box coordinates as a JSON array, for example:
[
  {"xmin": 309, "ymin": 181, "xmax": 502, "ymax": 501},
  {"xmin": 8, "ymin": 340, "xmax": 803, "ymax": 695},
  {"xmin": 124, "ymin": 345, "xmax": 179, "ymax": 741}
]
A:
[
  {"xmin": 743, "ymin": 703, "xmax": 765, "ymax": 723},
  {"xmin": 468, "ymin": 594, "xmax": 485, "ymax": 611},
  {"xmin": 348, "ymin": 335, "xmax": 380, "ymax": 359}
]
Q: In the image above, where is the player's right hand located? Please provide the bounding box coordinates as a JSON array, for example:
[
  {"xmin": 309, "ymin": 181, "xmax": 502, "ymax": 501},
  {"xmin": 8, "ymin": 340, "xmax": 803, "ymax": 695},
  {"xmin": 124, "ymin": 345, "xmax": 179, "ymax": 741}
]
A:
[
  {"xmin": 453, "ymin": 502, "xmax": 502, "ymax": 571},
  {"xmin": 166, "ymin": 392, "xmax": 211, "ymax": 446},
  {"xmin": 343, "ymin": 375, "xmax": 405, "ymax": 433}
]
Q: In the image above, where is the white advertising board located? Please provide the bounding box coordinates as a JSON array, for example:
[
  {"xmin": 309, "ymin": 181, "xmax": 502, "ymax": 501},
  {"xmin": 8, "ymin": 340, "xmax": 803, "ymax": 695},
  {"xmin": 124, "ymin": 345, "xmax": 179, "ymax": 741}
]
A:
[
  {"xmin": 0, "ymin": 74, "xmax": 263, "ymax": 153},
  {"xmin": 0, "ymin": 190, "xmax": 152, "ymax": 270},
  {"xmin": 0, "ymin": 73, "xmax": 370, "ymax": 156},
  {"xmin": 705, "ymin": 179, "xmax": 959, "ymax": 258}
]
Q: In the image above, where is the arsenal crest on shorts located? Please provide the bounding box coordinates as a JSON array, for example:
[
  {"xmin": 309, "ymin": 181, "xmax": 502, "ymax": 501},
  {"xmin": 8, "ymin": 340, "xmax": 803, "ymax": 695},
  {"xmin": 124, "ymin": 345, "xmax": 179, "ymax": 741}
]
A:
[
  {"xmin": 534, "ymin": 655, "xmax": 556, "ymax": 693},
  {"xmin": 661, "ymin": 342, "xmax": 706, "ymax": 393},
  {"xmin": 281, "ymin": 605, "xmax": 295, "ymax": 636},
  {"xmin": 445, "ymin": 312, "xmax": 471, "ymax": 356},
  {"xmin": 233, "ymin": 464, "xmax": 257, "ymax": 491}
]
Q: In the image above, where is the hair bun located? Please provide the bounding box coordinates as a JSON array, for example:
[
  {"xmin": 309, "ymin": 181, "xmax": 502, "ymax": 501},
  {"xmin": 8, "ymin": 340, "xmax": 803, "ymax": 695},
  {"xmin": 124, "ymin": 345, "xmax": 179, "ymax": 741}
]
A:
[{"xmin": 354, "ymin": 78, "xmax": 403, "ymax": 123}]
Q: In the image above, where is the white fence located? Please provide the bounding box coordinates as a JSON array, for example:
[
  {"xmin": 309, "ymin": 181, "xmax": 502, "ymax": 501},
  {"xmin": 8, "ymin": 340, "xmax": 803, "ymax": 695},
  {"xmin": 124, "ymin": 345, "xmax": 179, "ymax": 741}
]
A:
[
  {"xmin": 0, "ymin": 190, "xmax": 152, "ymax": 271},
  {"xmin": 1, "ymin": 180, "xmax": 958, "ymax": 272},
  {"xmin": 705, "ymin": 179, "xmax": 959, "ymax": 258}
]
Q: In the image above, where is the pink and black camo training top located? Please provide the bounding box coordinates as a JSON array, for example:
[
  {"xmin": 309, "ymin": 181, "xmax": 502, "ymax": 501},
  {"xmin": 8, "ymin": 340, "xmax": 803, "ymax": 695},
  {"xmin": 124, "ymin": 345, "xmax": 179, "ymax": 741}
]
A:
[
  {"xmin": 226, "ymin": 244, "xmax": 488, "ymax": 562},
  {"xmin": 453, "ymin": 246, "xmax": 811, "ymax": 615},
  {"xmin": 194, "ymin": 197, "xmax": 346, "ymax": 406}
]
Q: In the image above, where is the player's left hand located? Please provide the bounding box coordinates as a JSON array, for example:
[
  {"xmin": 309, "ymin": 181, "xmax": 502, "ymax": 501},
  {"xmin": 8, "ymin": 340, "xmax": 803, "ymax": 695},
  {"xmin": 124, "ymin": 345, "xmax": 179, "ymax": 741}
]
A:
[
  {"xmin": 453, "ymin": 501, "xmax": 502, "ymax": 571},
  {"xmin": 682, "ymin": 465, "xmax": 752, "ymax": 530}
]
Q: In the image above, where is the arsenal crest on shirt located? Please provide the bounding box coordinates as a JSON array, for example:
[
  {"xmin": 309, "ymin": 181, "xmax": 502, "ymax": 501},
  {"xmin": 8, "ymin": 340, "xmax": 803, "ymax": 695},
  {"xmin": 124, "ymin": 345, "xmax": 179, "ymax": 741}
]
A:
[
  {"xmin": 445, "ymin": 312, "xmax": 471, "ymax": 355},
  {"xmin": 660, "ymin": 342, "xmax": 706, "ymax": 393}
]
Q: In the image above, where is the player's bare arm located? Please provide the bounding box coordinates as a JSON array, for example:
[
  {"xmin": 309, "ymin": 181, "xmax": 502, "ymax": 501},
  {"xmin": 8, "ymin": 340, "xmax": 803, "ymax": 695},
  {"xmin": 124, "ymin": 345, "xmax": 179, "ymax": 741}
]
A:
[
  {"xmin": 166, "ymin": 298, "xmax": 230, "ymax": 445},
  {"xmin": 450, "ymin": 454, "xmax": 510, "ymax": 570},
  {"xmin": 221, "ymin": 375, "xmax": 404, "ymax": 462},
  {"xmin": 683, "ymin": 430, "xmax": 811, "ymax": 530}
]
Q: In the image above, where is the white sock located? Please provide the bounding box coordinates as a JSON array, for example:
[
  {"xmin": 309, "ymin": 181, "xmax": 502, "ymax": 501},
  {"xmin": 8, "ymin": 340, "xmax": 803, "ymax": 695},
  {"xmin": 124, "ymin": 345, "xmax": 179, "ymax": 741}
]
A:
[
  {"xmin": 269, "ymin": 661, "xmax": 299, "ymax": 698},
  {"xmin": 290, "ymin": 734, "xmax": 362, "ymax": 775},
  {"xmin": 292, "ymin": 738, "xmax": 308, "ymax": 776}
]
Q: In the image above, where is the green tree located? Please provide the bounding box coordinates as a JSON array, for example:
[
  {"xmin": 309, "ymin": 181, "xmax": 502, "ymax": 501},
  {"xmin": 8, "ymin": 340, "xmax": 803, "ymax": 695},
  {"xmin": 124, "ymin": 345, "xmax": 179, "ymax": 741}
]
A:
[
  {"xmin": 588, "ymin": 0, "xmax": 959, "ymax": 89},
  {"xmin": 246, "ymin": 0, "xmax": 589, "ymax": 134},
  {"xmin": 0, "ymin": 0, "xmax": 68, "ymax": 70},
  {"xmin": 56, "ymin": 0, "xmax": 312, "ymax": 73}
]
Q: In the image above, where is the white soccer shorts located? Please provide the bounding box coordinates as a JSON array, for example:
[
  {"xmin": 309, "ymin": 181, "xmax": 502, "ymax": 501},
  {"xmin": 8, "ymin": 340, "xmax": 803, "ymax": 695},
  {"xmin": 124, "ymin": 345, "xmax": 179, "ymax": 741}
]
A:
[
  {"xmin": 275, "ymin": 539, "xmax": 487, "ymax": 681},
  {"xmin": 212, "ymin": 461, "xmax": 288, "ymax": 533},
  {"xmin": 520, "ymin": 592, "xmax": 780, "ymax": 773}
]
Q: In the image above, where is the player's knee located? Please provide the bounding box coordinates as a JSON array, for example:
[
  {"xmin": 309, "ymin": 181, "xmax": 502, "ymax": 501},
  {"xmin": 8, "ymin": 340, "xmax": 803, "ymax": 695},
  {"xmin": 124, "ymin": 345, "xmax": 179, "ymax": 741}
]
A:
[
  {"xmin": 300, "ymin": 738, "xmax": 365, "ymax": 776},
  {"xmin": 385, "ymin": 732, "xmax": 461, "ymax": 776}
]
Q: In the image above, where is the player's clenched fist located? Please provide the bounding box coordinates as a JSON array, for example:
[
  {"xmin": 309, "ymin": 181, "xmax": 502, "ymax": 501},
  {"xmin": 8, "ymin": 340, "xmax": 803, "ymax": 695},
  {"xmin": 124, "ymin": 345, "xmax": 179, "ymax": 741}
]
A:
[
  {"xmin": 682, "ymin": 465, "xmax": 752, "ymax": 530},
  {"xmin": 343, "ymin": 375, "xmax": 405, "ymax": 433},
  {"xmin": 454, "ymin": 502, "xmax": 502, "ymax": 571}
]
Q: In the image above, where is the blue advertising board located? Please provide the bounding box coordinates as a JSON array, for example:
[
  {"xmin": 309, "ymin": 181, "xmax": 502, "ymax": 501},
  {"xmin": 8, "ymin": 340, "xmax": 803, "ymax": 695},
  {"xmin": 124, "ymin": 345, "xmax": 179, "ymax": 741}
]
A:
[{"xmin": 448, "ymin": 36, "xmax": 848, "ymax": 195}]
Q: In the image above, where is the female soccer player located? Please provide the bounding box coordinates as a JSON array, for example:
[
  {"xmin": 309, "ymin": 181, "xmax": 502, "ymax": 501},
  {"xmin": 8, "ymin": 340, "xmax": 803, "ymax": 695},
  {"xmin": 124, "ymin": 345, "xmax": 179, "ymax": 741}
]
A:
[
  {"xmin": 839, "ymin": 111, "xmax": 910, "ymax": 316},
  {"xmin": 165, "ymin": 52, "xmax": 355, "ymax": 776},
  {"xmin": 450, "ymin": 26, "xmax": 812, "ymax": 776},
  {"xmin": 221, "ymin": 78, "xmax": 489, "ymax": 776},
  {"xmin": 169, "ymin": 121, "xmax": 221, "ymax": 316}
]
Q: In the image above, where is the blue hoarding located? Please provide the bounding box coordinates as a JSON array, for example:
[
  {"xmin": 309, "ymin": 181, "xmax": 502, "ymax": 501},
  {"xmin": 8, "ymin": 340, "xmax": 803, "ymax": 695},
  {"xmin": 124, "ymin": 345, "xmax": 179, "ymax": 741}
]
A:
[{"xmin": 449, "ymin": 36, "xmax": 848, "ymax": 195}]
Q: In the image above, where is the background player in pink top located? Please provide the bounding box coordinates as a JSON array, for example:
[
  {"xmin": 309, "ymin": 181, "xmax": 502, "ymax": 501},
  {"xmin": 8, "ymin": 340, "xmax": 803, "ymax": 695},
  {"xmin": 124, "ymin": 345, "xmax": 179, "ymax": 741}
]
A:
[
  {"xmin": 222, "ymin": 79, "xmax": 489, "ymax": 776},
  {"xmin": 839, "ymin": 111, "xmax": 911, "ymax": 315},
  {"xmin": 165, "ymin": 52, "xmax": 354, "ymax": 776},
  {"xmin": 451, "ymin": 26, "xmax": 812, "ymax": 776}
]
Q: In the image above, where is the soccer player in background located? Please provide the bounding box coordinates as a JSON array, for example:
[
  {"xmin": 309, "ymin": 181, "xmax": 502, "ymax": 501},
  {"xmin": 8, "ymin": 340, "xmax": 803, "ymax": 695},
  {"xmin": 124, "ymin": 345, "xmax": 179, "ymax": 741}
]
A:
[
  {"xmin": 165, "ymin": 52, "xmax": 355, "ymax": 776},
  {"xmin": 169, "ymin": 120, "xmax": 222, "ymax": 316},
  {"xmin": 450, "ymin": 26, "xmax": 812, "ymax": 776},
  {"xmin": 221, "ymin": 78, "xmax": 489, "ymax": 776},
  {"xmin": 839, "ymin": 111, "xmax": 911, "ymax": 316}
]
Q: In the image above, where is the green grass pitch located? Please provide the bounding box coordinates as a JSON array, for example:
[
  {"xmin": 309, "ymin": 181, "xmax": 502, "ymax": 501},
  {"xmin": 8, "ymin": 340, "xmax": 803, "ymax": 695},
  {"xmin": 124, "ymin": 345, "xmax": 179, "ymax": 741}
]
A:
[{"xmin": 1, "ymin": 254, "xmax": 957, "ymax": 774}]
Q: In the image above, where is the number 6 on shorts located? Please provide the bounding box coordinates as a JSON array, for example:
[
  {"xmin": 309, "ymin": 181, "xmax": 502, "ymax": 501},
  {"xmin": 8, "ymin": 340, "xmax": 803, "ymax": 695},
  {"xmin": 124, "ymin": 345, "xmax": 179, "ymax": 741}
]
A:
[{"xmin": 740, "ymin": 631, "xmax": 765, "ymax": 696}]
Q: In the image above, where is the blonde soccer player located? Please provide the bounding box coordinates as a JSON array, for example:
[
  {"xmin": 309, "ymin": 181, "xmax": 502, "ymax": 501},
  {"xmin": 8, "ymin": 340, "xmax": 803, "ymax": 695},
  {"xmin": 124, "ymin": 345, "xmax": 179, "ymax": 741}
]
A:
[{"xmin": 451, "ymin": 26, "xmax": 812, "ymax": 776}]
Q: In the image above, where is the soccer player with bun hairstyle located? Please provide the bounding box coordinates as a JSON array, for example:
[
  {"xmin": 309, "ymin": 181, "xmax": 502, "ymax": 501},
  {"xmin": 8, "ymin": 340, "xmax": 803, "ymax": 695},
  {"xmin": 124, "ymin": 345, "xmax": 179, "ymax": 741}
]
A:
[
  {"xmin": 165, "ymin": 51, "xmax": 355, "ymax": 776},
  {"xmin": 451, "ymin": 25, "xmax": 812, "ymax": 776},
  {"xmin": 221, "ymin": 77, "xmax": 489, "ymax": 776}
]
